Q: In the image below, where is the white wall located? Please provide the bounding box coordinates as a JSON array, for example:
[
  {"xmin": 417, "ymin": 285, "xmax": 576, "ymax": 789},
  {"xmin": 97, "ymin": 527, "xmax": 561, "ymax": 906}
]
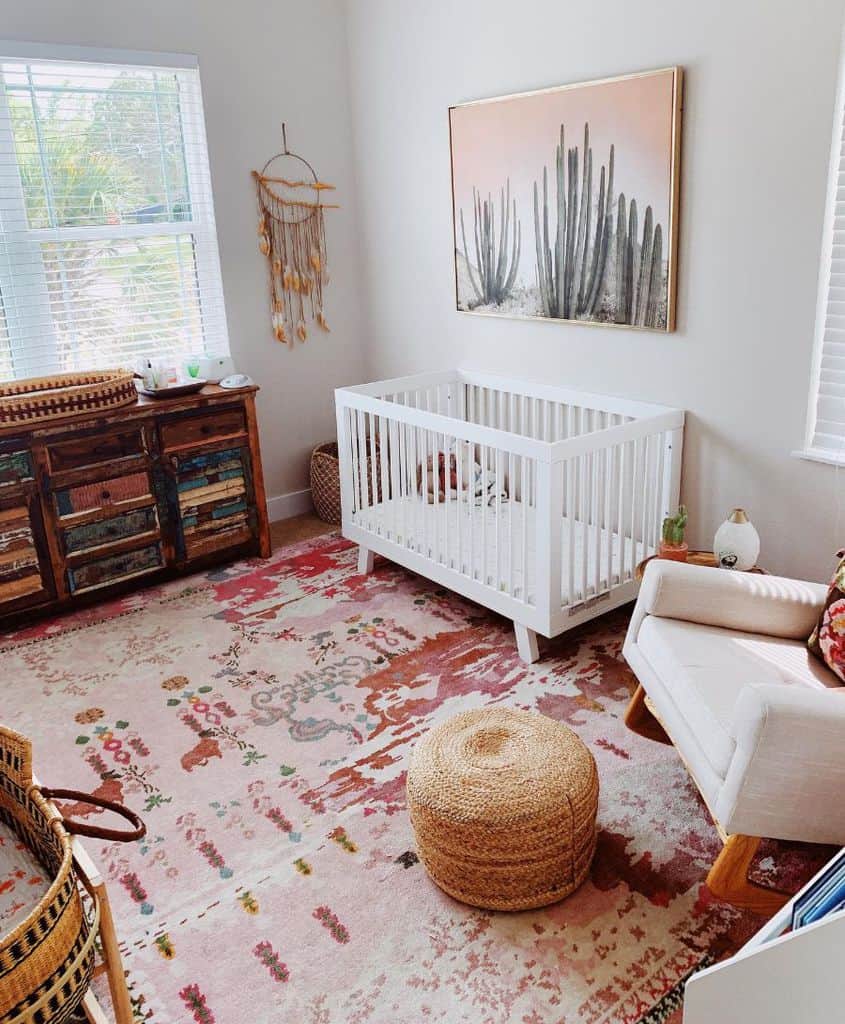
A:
[
  {"xmin": 344, "ymin": 0, "xmax": 845, "ymax": 581},
  {"xmin": 1, "ymin": 0, "xmax": 367, "ymax": 509}
]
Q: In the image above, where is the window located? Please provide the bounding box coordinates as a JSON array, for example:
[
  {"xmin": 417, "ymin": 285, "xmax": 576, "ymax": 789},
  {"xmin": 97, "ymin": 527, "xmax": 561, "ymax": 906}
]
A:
[
  {"xmin": 804, "ymin": 48, "xmax": 845, "ymax": 463},
  {"xmin": 0, "ymin": 45, "xmax": 229, "ymax": 381}
]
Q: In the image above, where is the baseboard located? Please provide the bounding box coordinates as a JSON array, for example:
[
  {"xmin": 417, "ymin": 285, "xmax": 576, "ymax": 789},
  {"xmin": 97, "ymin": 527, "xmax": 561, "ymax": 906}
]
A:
[{"xmin": 267, "ymin": 488, "xmax": 313, "ymax": 522}]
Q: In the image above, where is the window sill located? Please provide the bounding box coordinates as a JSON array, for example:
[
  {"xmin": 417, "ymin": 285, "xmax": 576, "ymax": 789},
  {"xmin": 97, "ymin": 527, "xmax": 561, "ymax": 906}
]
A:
[{"xmin": 792, "ymin": 447, "xmax": 845, "ymax": 468}]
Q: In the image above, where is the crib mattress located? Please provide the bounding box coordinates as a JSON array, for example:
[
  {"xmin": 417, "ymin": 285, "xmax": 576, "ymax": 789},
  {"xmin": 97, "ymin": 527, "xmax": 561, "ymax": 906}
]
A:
[{"xmin": 353, "ymin": 495, "xmax": 647, "ymax": 606}]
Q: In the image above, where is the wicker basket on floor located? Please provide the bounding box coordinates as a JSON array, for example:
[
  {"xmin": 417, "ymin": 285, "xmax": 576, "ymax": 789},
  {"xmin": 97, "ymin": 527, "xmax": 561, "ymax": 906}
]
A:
[
  {"xmin": 311, "ymin": 440, "xmax": 381, "ymax": 524},
  {"xmin": 0, "ymin": 725, "xmax": 145, "ymax": 1024},
  {"xmin": 407, "ymin": 707, "xmax": 599, "ymax": 911}
]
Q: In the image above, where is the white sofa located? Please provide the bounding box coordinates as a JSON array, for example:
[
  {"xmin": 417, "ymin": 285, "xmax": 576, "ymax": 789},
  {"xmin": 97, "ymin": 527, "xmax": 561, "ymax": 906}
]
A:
[{"xmin": 623, "ymin": 559, "xmax": 845, "ymax": 912}]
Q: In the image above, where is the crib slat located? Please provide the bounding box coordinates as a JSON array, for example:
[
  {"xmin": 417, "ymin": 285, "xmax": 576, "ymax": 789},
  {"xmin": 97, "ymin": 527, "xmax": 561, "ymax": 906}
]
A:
[
  {"xmin": 480, "ymin": 443, "xmax": 488, "ymax": 585},
  {"xmin": 652, "ymin": 431, "xmax": 665, "ymax": 554},
  {"xmin": 495, "ymin": 449, "xmax": 501, "ymax": 589},
  {"xmin": 432, "ymin": 425, "xmax": 440, "ymax": 563},
  {"xmin": 508, "ymin": 452, "xmax": 515, "ymax": 597},
  {"xmin": 594, "ymin": 446, "xmax": 605, "ymax": 597},
  {"xmin": 444, "ymin": 431, "xmax": 451, "ymax": 568},
  {"xmin": 640, "ymin": 434, "xmax": 652, "ymax": 563},
  {"xmin": 379, "ymin": 416, "xmax": 390, "ymax": 535},
  {"xmin": 356, "ymin": 408, "xmax": 366, "ymax": 521},
  {"xmin": 398, "ymin": 416, "xmax": 407, "ymax": 546},
  {"xmin": 389, "ymin": 417, "xmax": 400, "ymax": 540},
  {"xmin": 518, "ymin": 456, "xmax": 524, "ymax": 598},
  {"xmin": 348, "ymin": 408, "xmax": 359, "ymax": 516},
  {"xmin": 566, "ymin": 457, "xmax": 576, "ymax": 606},
  {"xmin": 469, "ymin": 438, "xmax": 476, "ymax": 579},
  {"xmin": 618, "ymin": 441, "xmax": 628, "ymax": 582},
  {"xmin": 591, "ymin": 448, "xmax": 599, "ymax": 598},
  {"xmin": 580, "ymin": 453, "xmax": 589, "ymax": 604},
  {"xmin": 414, "ymin": 423, "xmax": 422, "ymax": 553},
  {"xmin": 626, "ymin": 438, "xmax": 637, "ymax": 578},
  {"xmin": 457, "ymin": 437, "xmax": 464, "ymax": 575}
]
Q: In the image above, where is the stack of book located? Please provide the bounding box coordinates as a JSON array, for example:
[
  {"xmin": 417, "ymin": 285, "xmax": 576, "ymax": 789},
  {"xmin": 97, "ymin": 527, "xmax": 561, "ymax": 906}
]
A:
[{"xmin": 791, "ymin": 850, "xmax": 845, "ymax": 930}]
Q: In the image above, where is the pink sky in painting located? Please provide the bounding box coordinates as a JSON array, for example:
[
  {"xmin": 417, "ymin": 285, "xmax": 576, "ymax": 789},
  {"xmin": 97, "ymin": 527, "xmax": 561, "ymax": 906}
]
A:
[{"xmin": 450, "ymin": 70, "xmax": 675, "ymax": 282}]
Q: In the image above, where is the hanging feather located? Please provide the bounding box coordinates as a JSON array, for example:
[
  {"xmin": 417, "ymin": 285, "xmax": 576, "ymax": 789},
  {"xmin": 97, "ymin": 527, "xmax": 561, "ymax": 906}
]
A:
[{"xmin": 252, "ymin": 153, "xmax": 336, "ymax": 349}]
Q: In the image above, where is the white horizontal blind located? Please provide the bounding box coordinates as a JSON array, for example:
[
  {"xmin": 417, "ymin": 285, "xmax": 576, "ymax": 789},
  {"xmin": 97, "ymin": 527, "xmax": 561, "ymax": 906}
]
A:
[
  {"xmin": 0, "ymin": 51, "xmax": 229, "ymax": 381},
  {"xmin": 808, "ymin": 49, "xmax": 845, "ymax": 456}
]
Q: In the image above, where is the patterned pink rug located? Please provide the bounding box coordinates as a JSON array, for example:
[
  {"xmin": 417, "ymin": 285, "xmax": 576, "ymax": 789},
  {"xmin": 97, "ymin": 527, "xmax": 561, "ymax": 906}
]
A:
[{"xmin": 1, "ymin": 533, "xmax": 830, "ymax": 1023}]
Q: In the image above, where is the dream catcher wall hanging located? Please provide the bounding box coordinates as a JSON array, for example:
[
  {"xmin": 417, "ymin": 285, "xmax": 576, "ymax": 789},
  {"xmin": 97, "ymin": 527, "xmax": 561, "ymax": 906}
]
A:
[{"xmin": 252, "ymin": 125, "xmax": 338, "ymax": 345}]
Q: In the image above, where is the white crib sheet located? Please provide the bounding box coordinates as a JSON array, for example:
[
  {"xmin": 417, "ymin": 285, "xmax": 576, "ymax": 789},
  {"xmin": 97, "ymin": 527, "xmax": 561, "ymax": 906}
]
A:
[{"xmin": 354, "ymin": 495, "xmax": 647, "ymax": 606}]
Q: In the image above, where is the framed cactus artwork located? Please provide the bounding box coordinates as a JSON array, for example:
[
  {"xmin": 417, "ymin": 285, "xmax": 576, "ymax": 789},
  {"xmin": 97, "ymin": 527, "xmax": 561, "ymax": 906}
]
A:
[{"xmin": 449, "ymin": 67, "xmax": 683, "ymax": 332}]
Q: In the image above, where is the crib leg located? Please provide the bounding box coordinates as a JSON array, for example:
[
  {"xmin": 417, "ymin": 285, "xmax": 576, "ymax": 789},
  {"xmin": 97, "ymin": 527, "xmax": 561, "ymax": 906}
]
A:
[
  {"xmin": 357, "ymin": 546, "xmax": 375, "ymax": 575},
  {"xmin": 514, "ymin": 623, "xmax": 540, "ymax": 664}
]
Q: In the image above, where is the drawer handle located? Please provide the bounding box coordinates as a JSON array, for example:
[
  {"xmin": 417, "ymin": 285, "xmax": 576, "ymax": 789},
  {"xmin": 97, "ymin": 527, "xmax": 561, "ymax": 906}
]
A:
[
  {"xmin": 101, "ymin": 488, "xmax": 111, "ymax": 501},
  {"xmin": 200, "ymin": 424, "xmax": 212, "ymax": 435}
]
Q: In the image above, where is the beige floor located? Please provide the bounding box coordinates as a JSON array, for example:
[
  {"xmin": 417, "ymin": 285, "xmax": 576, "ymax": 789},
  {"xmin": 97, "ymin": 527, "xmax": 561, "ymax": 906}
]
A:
[{"xmin": 270, "ymin": 512, "xmax": 335, "ymax": 551}]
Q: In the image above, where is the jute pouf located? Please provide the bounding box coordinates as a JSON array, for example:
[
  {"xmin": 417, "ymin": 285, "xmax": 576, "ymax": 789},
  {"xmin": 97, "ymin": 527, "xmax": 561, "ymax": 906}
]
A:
[{"xmin": 407, "ymin": 707, "xmax": 599, "ymax": 911}]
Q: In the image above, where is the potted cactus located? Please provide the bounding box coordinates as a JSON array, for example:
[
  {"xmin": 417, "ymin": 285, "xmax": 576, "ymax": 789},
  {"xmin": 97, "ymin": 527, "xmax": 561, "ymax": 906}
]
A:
[{"xmin": 659, "ymin": 505, "xmax": 688, "ymax": 562}]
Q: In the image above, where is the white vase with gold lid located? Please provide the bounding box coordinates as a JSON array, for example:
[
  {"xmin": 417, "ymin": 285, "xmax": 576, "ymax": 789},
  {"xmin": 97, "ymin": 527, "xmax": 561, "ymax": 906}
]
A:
[{"xmin": 714, "ymin": 508, "xmax": 760, "ymax": 571}]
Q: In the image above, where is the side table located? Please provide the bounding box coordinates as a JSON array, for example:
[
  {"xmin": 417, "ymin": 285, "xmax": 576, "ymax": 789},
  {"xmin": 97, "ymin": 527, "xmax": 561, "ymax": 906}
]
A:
[{"xmin": 636, "ymin": 549, "xmax": 768, "ymax": 581}]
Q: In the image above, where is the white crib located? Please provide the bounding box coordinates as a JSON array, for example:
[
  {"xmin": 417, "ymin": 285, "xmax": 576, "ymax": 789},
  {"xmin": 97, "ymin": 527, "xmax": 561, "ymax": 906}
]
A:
[{"xmin": 334, "ymin": 370, "xmax": 684, "ymax": 663}]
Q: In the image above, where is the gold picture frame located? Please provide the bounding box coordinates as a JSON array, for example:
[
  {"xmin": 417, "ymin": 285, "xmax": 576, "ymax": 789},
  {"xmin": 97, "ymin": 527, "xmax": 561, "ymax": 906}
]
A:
[{"xmin": 449, "ymin": 66, "xmax": 683, "ymax": 332}]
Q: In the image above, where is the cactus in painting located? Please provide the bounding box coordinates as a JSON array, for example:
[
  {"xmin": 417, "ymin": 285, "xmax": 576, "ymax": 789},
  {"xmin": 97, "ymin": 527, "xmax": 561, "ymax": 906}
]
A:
[
  {"xmin": 614, "ymin": 195, "xmax": 664, "ymax": 328},
  {"xmin": 533, "ymin": 124, "xmax": 614, "ymax": 321},
  {"xmin": 460, "ymin": 180, "xmax": 522, "ymax": 306}
]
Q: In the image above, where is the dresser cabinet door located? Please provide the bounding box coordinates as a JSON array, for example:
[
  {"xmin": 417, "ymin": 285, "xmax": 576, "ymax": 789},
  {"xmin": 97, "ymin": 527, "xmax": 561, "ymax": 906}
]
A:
[
  {"xmin": 168, "ymin": 444, "xmax": 255, "ymax": 561},
  {"xmin": 0, "ymin": 484, "xmax": 55, "ymax": 611}
]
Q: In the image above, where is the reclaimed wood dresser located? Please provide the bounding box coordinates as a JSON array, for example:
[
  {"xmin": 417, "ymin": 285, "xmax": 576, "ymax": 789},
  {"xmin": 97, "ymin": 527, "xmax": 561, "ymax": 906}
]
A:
[{"xmin": 0, "ymin": 384, "xmax": 270, "ymax": 627}]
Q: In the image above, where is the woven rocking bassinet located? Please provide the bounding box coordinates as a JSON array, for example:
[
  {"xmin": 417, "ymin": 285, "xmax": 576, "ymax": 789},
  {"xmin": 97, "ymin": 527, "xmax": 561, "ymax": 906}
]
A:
[{"xmin": 0, "ymin": 725, "xmax": 144, "ymax": 1024}]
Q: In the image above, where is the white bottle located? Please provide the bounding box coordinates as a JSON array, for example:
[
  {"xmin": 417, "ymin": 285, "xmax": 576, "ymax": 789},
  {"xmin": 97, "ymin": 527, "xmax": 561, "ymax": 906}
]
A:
[
  {"xmin": 714, "ymin": 508, "xmax": 760, "ymax": 571},
  {"xmin": 142, "ymin": 359, "xmax": 157, "ymax": 391}
]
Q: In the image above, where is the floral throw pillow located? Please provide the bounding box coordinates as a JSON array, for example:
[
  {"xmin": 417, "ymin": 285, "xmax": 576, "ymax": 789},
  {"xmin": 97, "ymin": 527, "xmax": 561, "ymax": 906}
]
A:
[{"xmin": 808, "ymin": 550, "xmax": 845, "ymax": 682}]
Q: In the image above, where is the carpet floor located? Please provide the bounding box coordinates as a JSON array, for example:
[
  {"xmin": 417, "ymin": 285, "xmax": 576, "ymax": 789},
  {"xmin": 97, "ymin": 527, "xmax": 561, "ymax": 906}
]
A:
[{"xmin": 1, "ymin": 533, "xmax": 829, "ymax": 1023}]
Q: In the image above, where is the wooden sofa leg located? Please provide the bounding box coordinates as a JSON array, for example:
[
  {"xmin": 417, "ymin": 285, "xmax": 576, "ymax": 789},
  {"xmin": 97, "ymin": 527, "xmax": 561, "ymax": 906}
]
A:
[
  {"xmin": 357, "ymin": 546, "xmax": 375, "ymax": 575},
  {"xmin": 623, "ymin": 685, "xmax": 672, "ymax": 744},
  {"xmin": 706, "ymin": 834, "xmax": 791, "ymax": 915},
  {"xmin": 515, "ymin": 624, "xmax": 540, "ymax": 664}
]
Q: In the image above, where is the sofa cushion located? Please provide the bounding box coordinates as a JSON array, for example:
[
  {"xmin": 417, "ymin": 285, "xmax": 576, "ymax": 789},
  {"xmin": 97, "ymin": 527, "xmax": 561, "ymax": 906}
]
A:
[{"xmin": 636, "ymin": 616, "xmax": 842, "ymax": 779}]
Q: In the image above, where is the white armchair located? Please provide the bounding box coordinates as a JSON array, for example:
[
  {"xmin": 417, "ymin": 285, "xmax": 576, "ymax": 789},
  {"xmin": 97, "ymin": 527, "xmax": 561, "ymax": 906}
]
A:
[{"xmin": 623, "ymin": 559, "xmax": 845, "ymax": 913}]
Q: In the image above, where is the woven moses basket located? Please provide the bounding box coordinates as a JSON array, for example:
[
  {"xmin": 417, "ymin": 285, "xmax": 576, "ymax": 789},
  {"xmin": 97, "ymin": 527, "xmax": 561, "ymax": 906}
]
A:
[
  {"xmin": 0, "ymin": 725, "xmax": 144, "ymax": 1024},
  {"xmin": 0, "ymin": 371, "xmax": 137, "ymax": 427},
  {"xmin": 407, "ymin": 708, "xmax": 599, "ymax": 911}
]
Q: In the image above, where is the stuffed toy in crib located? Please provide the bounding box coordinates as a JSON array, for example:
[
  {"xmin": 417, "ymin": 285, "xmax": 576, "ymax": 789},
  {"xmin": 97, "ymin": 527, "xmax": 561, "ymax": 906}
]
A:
[{"xmin": 417, "ymin": 448, "xmax": 507, "ymax": 506}]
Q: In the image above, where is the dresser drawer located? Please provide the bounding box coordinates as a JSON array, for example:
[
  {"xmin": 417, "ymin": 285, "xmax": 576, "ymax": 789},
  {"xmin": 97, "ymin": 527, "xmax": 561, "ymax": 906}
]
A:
[
  {"xmin": 55, "ymin": 470, "xmax": 153, "ymax": 518},
  {"xmin": 63, "ymin": 505, "xmax": 159, "ymax": 555},
  {"xmin": 0, "ymin": 493, "xmax": 53, "ymax": 608},
  {"xmin": 160, "ymin": 407, "xmax": 246, "ymax": 452},
  {"xmin": 0, "ymin": 504, "xmax": 41, "ymax": 597},
  {"xmin": 67, "ymin": 542, "xmax": 163, "ymax": 594},
  {"xmin": 47, "ymin": 428, "xmax": 146, "ymax": 473},
  {"xmin": 0, "ymin": 449, "xmax": 34, "ymax": 487}
]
